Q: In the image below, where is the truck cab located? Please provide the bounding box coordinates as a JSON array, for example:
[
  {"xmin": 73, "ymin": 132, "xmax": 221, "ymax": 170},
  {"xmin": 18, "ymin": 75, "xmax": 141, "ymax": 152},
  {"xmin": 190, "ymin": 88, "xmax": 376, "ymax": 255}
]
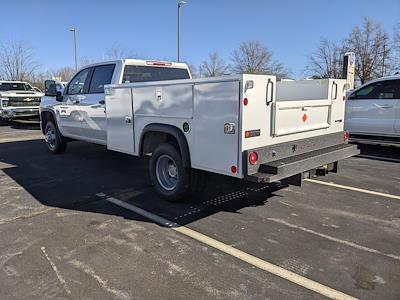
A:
[{"xmin": 40, "ymin": 59, "xmax": 191, "ymax": 144}]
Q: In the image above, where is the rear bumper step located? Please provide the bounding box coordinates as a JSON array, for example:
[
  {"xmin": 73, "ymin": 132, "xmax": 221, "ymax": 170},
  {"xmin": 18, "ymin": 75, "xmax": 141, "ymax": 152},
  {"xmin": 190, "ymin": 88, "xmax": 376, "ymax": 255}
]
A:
[{"xmin": 245, "ymin": 144, "xmax": 359, "ymax": 183}]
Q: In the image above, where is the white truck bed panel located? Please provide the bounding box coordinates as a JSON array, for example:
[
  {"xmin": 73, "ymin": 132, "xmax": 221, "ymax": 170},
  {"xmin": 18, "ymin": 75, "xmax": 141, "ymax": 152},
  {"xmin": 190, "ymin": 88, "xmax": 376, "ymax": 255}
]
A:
[
  {"xmin": 191, "ymin": 80, "xmax": 241, "ymax": 176},
  {"xmin": 276, "ymin": 79, "xmax": 338, "ymax": 101},
  {"xmin": 272, "ymin": 99, "xmax": 332, "ymax": 136},
  {"xmin": 133, "ymin": 83, "xmax": 193, "ymax": 118}
]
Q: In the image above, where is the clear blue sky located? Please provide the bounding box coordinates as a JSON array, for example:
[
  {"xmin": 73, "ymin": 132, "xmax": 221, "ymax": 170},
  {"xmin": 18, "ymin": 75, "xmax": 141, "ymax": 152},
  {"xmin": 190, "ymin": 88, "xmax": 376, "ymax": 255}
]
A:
[{"xmin": 2, "ymin": 0, "xmax": 399, "ymax": 78}]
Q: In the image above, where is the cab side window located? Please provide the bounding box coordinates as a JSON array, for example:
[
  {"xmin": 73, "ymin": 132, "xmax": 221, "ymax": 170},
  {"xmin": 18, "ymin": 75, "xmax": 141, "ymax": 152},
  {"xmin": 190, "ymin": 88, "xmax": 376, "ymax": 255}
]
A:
[
  {"xmin": 67, "ymin": 68, "xmax": 91, "ymax": 95},
  {"xmin": 89, "ymin": 64, "xmax": 115, "ymax": 93},
  {"xmin": 350, "ymin": 80, "xmax": 399, "ymax": 100}
]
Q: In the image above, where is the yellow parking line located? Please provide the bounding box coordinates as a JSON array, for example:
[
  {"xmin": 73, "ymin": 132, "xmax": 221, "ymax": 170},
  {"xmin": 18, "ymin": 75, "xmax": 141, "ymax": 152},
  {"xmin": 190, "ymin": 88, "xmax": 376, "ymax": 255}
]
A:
[
  {"xmin": 305, "ymin": 179, "xmax": 400, "ymax": 201},
  {"xmin": 98, "ymin": 193, "xmax": 358, "ymax": 300}
]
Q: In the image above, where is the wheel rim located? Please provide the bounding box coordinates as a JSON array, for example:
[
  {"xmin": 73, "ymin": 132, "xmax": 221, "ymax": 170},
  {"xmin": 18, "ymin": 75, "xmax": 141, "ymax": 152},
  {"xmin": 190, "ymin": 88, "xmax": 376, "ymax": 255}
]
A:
[
  {"xmin": 155, "ymin": 154, "xmax": 178, "ymax": 191},
  {"xmin": 45, "ymin": 128, "xmax": 56, "ymax": 150}
]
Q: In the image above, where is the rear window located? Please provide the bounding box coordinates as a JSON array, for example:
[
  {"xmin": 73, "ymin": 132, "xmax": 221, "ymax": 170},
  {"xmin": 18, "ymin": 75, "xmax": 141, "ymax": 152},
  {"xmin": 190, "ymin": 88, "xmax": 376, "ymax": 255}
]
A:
[
  {"xmin": 89, "ymin": 64, "xmax": 115, "ymax": 93},
  {"xmin": 122, "ymin": 66, "xmax": 190, "ymax": 83}
]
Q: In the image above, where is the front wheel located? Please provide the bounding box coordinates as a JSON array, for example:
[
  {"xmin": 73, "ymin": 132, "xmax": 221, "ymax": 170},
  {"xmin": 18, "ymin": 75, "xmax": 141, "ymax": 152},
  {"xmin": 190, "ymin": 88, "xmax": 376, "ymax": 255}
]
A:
[
  {"xmin": 149, "ymin": 143, "xmax": 191, "ymax": 202},
  {"xmin": 44, "ymin": 121, "xmax": 66, "ymax": 154}
]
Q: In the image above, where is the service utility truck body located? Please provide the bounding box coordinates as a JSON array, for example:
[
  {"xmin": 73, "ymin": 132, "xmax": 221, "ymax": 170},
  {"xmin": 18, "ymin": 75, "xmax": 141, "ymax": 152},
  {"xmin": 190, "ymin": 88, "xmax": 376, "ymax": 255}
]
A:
[
  {"xmin": 40, "ymin": 59, "xmax": 359, "ymax": 201},
  {"xmin": 0, "ymin": 81, "xmax": 44, "ymax": 120}
]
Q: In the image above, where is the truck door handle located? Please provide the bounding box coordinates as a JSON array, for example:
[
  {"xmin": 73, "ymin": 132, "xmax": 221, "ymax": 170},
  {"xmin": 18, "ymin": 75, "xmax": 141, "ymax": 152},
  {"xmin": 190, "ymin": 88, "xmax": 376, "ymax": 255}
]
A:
[
  {"xmin": 125, "ymin": 116, "xmax": 132, "ymax": 124},
  {"xmin": 380, "ymin": 105, "xmax": 392, "ymax": 109},
  {"xmin": 99, "ymin": 100, "xmax": 105, "ymax": 105}
]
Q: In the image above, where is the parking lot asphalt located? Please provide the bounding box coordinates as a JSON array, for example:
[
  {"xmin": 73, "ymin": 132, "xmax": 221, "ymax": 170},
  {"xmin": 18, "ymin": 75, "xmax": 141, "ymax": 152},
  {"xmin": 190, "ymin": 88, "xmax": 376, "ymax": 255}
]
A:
[{"xmin": 0, "ymin": 119, "xmax": 399, "ymax": 300}]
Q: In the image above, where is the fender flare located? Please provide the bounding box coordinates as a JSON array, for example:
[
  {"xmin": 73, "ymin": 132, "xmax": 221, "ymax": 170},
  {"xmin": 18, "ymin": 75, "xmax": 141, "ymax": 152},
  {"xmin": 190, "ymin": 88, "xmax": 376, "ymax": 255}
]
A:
[
  {"xmin": 40, "ymin": 109, "xmax": 59, "ymax": 134},
  {"xmin": 140, "ymin": 123, "xmax": 191, "ymax": 168}
]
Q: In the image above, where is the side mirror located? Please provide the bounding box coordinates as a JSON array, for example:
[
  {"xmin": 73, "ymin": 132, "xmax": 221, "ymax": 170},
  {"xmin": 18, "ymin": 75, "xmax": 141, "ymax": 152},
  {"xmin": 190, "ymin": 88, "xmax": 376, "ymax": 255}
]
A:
[{"xmin": 45, "ymin": 80, "xmax": 56, "ymax": 96}]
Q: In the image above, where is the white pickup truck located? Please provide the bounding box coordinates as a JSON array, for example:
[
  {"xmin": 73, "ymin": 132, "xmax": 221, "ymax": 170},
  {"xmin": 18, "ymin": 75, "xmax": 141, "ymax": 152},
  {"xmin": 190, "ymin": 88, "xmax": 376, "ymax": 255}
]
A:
[
  {"xmin": 40, "ymin": 59, "xmax": 359, "ymax": 201},
  {"xmin": 0, "ymin": 81, "xmax": 44, "ymax": 120}
]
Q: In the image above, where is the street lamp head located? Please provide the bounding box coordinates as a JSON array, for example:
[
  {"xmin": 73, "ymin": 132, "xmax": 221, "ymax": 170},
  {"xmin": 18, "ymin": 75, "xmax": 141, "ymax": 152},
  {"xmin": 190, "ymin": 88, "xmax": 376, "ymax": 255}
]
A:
[
  {"xmin": 178, "ymin": 0, "xmax": 186, "ymax": 7},
  {"xmin": 70, "ymin": 28, "xmax": 76, "ymax": 32}
]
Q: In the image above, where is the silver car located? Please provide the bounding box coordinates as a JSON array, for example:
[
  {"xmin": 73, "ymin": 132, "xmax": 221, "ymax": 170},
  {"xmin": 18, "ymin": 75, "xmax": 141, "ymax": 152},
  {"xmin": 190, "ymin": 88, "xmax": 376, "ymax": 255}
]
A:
[{"xmin": 345, "ymin": 76, "xmax": 400, "ymax": 143}]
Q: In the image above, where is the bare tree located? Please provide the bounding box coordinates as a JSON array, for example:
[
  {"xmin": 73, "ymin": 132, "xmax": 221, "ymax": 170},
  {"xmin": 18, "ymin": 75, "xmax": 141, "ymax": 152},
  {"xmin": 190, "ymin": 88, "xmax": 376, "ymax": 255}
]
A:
[
  {"xmin": 231, "ymin": 40, "xmax": 290, "ymax": 80},
  {"xmin": 79, "ymin": 57, "xmax": 97, "ymax": 67},
  {"xmin": 104, "ymin": 46, "xmax": 137, "ymax": 60},
  {"xmin": 51, "ymin": 67, "xmax": 76, "ymax": 82},
  {"xmin": 0, "ymin": 41, "xmax": 39, "ymax": 81},
  {"xmin": 200, "ymin": 52, "xmax": 229, "ymax": 77},
  {"xmin": 184, "ymin": 62, "xmax": 198, "ymax": 78},
  {"xmin": 345, "ymin": 18, "xmax": 391, "ymax": 83},
  {"xmin": 305, "ymin": 39, "xmax": 345, "ymax": 79}
]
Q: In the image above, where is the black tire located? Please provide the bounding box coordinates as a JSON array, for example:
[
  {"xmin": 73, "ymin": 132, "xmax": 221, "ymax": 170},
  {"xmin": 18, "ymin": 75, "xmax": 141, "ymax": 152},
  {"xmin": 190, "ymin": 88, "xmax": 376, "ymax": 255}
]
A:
[
  {"xmin": 44, "ymin": 121, "xmax": 66, "ymax": 154},
  {"xmin": 149, "ymin": 143, "xmax": 191, "ymax": 202}
]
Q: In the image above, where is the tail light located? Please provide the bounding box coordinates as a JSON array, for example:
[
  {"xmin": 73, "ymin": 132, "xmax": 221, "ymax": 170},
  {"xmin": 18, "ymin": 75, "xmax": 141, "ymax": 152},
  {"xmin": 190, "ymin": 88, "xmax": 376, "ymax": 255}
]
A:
[
  {"xmin": 243, "ymin": 98, "xmax": 248, "ymax": 106},
  {"xmin": 249, "ymin": 151, "xmax": 258, "ymax": 165},
  {"xmin": 344, "ymin": 131, "xmax": 349, "ymax": 142}
]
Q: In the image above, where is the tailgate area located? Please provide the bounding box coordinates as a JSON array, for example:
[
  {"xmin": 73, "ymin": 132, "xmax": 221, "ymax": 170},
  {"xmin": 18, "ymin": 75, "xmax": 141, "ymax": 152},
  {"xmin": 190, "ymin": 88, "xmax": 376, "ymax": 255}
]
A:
[
  {"xmin": 244, "ymin": 131, "xmax": 360, "ymax": 183},
  {"xmin": 245, "ymin": 143, "xmax": 359, "ymax": 183},
  {"xmin": 272, "ymin": 99, "xmax": 332, "ymax": 136}
]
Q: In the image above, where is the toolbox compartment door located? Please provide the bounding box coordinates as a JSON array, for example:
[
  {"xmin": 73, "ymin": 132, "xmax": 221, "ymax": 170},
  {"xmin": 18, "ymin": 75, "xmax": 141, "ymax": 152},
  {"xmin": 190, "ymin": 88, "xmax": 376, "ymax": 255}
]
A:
[
  {"xmin": 105, "ymin": 87, "xmax": 135, "ymax": 155},
  {"xmin": 191, "ymin": 80, "xmax": 241, "ymax": 177},
  {"xmin": 272, "ymin": 99, "xmax": 332, "ymax": 137}
]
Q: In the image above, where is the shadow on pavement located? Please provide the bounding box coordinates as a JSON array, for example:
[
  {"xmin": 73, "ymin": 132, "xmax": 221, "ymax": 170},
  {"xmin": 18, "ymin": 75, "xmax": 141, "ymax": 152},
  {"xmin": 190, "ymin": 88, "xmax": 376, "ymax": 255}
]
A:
[
  {"xmin": 355, "ymin": 143, "xmax": 399, "ymax": 162},
  {"xmin": 0, "ymin": 139, "xmax": 284, "ymax": 227},
  {"xmin": 0, "ymin": 118, "xmax": 40, "ymax": 130}
]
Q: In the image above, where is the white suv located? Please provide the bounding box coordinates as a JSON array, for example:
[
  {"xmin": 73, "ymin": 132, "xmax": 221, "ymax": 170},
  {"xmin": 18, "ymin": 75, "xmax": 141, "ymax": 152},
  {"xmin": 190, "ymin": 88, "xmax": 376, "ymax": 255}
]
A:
[{"xmin": 345, "ymin": 76, "xmax": 400, "ymax": 142}]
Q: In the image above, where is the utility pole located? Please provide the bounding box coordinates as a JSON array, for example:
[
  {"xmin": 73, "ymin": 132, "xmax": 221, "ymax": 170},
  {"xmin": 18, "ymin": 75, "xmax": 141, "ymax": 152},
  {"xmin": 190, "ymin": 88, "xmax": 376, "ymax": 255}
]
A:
[
  {"xmin": 70, "ymin": 28, "xmax": 78, "ymax": 71},
  {"xmin": 177, "ymin": 1, "xmax": 186, "ymax": 62}
]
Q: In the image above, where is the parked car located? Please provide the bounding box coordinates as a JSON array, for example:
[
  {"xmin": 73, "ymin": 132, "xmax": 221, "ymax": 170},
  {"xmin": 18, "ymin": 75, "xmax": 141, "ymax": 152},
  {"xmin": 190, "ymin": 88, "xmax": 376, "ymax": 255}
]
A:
[
  {"xmin": 345, "ymin": 76, "xmax": 400, "ymax": 144},
  {"xmin": 0, "ymin": 81, "xmax": 44, "ymax": 120}
]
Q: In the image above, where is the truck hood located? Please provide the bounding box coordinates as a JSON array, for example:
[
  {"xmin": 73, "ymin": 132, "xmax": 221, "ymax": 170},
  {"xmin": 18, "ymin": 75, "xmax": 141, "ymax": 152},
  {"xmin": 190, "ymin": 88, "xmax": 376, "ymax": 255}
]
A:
[{"xmin": 0, "ymin": 90, "xmax": 44, "ymax": 98}]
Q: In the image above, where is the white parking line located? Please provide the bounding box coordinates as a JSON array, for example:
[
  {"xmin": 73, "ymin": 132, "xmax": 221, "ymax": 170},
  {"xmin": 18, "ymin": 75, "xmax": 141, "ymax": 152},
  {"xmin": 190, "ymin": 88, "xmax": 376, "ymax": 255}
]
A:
[
  {"xmin": 97, "ymin": 193, "xmax": 357, "ymax": 300},
  {"xmin": 267, "ymin": 218, "xmax": 400, "ymax": 262},
  {"xmin": 305, "ymin": 179, "xmax": 400, "ymax": 201},
  {"xmin": 0, "ymin": 134, "xmax": 43, "ymax": 143},
  {"xmin": 41, "ymin": 246, "xmax": 72, "ymax": 295}
]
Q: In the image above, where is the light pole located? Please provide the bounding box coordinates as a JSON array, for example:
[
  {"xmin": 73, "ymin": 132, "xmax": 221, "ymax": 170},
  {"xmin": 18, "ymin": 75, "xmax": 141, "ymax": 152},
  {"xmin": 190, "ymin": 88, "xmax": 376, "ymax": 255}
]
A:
[
  {"xmin": 70, "ymin": 28, "xmax": 78, "ymax": 71},
  {"xmin": 177, "ymin": 0, "xmax": 186, "ymax": 62}
]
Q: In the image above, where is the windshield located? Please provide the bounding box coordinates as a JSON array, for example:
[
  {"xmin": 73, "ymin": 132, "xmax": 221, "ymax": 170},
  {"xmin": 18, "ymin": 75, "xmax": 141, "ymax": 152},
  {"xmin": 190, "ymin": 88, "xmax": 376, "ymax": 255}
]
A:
[
  {"xmin": 0, "ymin": 82, "xmax": 34, "ymax": 91},
  {"xmin": 122, "ymin": 66, "xmax": 190, "ymax": 83}
]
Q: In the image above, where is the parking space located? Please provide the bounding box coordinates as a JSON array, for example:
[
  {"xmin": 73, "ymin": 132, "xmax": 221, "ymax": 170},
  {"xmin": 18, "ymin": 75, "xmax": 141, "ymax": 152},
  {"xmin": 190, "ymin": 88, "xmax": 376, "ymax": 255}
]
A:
[{"xmin": 1, "ymin": 120, "xmax": 399, "ymax": 299}]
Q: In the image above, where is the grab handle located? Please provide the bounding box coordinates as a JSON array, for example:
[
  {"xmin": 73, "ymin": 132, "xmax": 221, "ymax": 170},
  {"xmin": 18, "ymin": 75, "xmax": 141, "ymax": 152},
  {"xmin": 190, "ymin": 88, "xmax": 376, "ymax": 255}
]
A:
[
  {"xmin": 331, "ymin": 81, "xmax": 338, "ymax": 100},
  {"xmin": 266, "ymin": 79, "xmax": 274, "ymax": 106}
]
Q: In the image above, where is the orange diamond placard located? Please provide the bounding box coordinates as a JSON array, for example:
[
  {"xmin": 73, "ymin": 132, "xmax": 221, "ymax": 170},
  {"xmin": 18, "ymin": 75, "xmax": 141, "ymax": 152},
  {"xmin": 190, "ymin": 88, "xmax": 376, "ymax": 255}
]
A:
[{"xmin": 302, "ymin": 113, "xmax": 308, "ymax": 122}]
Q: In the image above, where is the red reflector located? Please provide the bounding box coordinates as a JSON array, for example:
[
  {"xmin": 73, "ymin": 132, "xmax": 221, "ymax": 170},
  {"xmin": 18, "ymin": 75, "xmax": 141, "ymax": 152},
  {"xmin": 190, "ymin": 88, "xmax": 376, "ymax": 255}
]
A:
[
  {"xmin": 146, "ymin": 60, "xmax": 173, "ymax": 66},
  {"xmin": 344, "ymin": 131, "xmax": 349, "ymax": 142},
  {"xmin": 243, "ymin": 98, "xmax": 248, "ymax": 106},
  {"xmin": 249, "ymin": 152, "xmax": 258, "ymax": 165},
  {"xmin": 231, "ymin": 165, "xmax": 237, "ymax": 173}
]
